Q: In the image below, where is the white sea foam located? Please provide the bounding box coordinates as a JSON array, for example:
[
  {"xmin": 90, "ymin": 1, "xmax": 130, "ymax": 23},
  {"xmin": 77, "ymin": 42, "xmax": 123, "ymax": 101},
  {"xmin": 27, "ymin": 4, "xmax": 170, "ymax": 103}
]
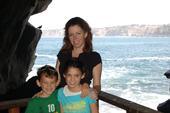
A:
[
  {"xmin": 105, "ymin": 56, "xmax": 170, "ymax": 62},
  {"xmin": 127, "ymin": 56, "xmax": 170, "ymax": 61},
  {"xmin": 102, "ymin": 67, "xmax": 134, "ymax": 79},
  {"xmin": 99, "ymin": 101, "xmax": 126, "ymax": 113},
  {"xmin": 100, "ymin": 87, "xmax": 169, "ymax": 112},
  {"xmin": 117, "ymin": 88, "xmax": 170, "ymax": 110},
  {"xmin": 36, "ymin": 54, "xmax": 57, "ymax": 60},
  {"xmin": 27, "ymin": 69, "xmax": 37, "ymax": 81}
]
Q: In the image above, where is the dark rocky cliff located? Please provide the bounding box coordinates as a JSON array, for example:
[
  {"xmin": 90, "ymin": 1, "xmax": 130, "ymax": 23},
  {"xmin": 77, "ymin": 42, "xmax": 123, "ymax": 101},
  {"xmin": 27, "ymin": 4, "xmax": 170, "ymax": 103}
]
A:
[{"xmin": 0, "ymin": 0, "xmax": 52, "ymax": 95}]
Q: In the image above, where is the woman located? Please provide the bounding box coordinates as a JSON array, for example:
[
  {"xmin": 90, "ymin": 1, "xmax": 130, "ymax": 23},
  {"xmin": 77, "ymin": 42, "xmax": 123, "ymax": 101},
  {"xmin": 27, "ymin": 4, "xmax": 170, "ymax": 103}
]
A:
[{"xmin": 56, "ymin": 17, "xmax": 102, "ymax": 96}]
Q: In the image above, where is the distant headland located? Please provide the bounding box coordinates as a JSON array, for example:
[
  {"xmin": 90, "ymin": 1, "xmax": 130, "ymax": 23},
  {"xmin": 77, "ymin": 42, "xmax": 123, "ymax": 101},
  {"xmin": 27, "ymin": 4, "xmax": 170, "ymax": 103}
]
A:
[{"xmin": 42, "ymin": 24, "xmax": 170, "ymax": 37}]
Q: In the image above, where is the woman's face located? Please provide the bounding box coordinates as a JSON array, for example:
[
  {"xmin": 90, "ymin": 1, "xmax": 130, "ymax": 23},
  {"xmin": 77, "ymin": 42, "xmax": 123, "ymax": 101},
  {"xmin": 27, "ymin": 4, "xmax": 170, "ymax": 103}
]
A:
[{"xmin": 68, "ymin": 25, "xmax": 87, "ymax": 49}]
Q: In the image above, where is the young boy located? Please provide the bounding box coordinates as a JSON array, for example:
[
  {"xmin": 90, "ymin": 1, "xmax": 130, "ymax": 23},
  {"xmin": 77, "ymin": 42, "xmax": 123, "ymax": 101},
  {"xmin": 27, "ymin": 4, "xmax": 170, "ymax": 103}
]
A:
[
  {"xmin": 58, "ymin": 59, "xmax": 99, "ymax": 113},
  {"xmin": 25, "ymin": 65, "xmax": 60, "ymax": 113}
]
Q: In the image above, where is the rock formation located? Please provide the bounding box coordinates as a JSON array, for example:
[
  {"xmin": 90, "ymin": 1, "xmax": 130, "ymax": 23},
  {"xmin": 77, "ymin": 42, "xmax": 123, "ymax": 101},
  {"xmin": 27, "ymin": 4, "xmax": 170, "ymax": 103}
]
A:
[{"xmin": 0, "ymin": 0, "xmax": 52, "ymax": 95}]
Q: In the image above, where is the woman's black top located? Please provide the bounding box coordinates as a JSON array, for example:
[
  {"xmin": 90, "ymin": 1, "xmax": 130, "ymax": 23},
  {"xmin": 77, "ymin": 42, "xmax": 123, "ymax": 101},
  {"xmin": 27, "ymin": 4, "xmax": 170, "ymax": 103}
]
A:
[{"xmin": 57, "ymin": 50, "xmax": 102, "ymax": 87}]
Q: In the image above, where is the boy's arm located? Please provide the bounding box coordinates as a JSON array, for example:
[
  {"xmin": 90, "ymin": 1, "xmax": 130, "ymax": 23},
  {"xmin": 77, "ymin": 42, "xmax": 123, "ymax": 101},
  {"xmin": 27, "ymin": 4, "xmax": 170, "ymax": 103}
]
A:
[{"xmin": 90, "ymin": 103, "xmax": 99, "ymax": 113}]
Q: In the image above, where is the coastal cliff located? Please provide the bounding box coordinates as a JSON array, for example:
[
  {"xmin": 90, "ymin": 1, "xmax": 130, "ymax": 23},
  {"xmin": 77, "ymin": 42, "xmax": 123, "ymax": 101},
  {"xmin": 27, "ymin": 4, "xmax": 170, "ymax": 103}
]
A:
[
  {"xmin": 42, "ymin": 24, "xmax": 170, "ymax": 37},
  {"xmin": 93, "ymin": 24, "xmax": 170, "ymax": 37},
  {"xmin": 0, "ymin": 0, "xmax": 52, "ymax": 95}
]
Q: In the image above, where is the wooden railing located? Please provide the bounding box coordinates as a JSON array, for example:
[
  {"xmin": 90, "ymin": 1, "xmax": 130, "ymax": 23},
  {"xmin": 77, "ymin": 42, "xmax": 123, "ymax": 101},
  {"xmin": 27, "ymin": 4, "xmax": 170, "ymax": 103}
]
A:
[
  {"xmin": 0, "ymin": 91, "xmax": 162, "ymax": 113},
  {"xmin": 99, "ymin": 91, "xmax": 162, "ymax": 113},
  {"xmin": 0, "ymin": 98, "xmax": 30, "ymax": 113}
]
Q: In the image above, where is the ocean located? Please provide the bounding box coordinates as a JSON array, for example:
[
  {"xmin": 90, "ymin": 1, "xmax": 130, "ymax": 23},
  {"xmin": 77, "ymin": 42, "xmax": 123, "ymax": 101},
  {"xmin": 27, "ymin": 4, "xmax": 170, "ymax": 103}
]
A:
[{"xmin": 28, "ymin": 36, "xmax": 170, "ymax": 112}]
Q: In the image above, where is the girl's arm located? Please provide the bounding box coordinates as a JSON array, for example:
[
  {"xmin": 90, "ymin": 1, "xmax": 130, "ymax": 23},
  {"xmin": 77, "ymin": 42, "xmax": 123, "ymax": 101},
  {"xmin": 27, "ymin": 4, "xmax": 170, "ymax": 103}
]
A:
[
  {"xmin": 60, "ymin": 103, "xmax": 64, "ymax": 113},
  {"xmin": 90, "ymin": 103, "xmax": 99, "ymax": 113}
]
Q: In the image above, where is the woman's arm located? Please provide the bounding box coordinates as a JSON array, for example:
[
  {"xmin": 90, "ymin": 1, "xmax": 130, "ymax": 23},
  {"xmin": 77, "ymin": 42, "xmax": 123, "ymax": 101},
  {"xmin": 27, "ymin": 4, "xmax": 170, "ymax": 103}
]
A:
[
  {"xmin": 93, "ymin": 63, "xmax": 102, "ymax": 93},
  {"xmin": 55, "ymin": 59, "xmax": 61, "ymax": 86},
  {"xmin": 81, "ymin": 63, "xmax": 102, "ymax": 98},
  {"xmin": 55, "ymin": 59, "xmax": 60, "ymax": 72}
]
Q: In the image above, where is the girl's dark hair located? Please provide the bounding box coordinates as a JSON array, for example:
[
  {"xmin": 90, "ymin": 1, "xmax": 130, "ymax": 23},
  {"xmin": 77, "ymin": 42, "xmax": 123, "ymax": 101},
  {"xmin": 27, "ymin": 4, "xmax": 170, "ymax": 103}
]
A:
[
  {"xmin": 63, "ymin": 59, "xmax": 86, "ymax": 75},
  {"xmin": 37, "ymin": 65, "xmax": 58, "ymax": 80},
  {"xmin": 61, "ymin": 17, "xmax": 93, "ymax": 53}
]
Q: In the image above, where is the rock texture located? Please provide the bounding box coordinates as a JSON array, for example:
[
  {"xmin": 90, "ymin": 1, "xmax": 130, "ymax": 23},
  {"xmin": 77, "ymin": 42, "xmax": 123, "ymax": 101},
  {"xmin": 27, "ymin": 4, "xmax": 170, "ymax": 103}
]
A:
[{"xmin": 0, "ymin": 0, "xmax": 52, "ymax": 95}]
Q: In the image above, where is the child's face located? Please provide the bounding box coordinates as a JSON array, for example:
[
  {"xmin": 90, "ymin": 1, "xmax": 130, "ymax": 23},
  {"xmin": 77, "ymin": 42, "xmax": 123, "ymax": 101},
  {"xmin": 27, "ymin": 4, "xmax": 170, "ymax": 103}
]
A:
[
  {"xmin": 64, "ymin": 67, "xmax": 84, "ymax": 89},
  {"xmin": 37, "ymin": 74, "xmax": 58, "ymax": 96}
]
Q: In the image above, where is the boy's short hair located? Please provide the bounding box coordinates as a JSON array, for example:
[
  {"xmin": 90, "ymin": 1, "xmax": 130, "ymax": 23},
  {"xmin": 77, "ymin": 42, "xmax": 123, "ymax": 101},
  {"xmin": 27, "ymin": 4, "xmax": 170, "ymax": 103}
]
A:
[{"xmin": 37, "ymin": 65, "xmax": 58, "ymax": 80}]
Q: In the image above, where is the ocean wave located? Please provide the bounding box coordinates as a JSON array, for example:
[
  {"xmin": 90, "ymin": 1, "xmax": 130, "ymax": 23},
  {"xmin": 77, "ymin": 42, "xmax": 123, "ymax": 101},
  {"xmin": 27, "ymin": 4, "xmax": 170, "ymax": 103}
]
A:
[
  {"xmin": 102, "ymin": 67, "xmax": 136, "ymax": 80},
  {"xmin": 127, "ymin": 56, "xmax": 170, "ymax": 61},
  {"xmin": 36, "ymin": 53, "xmax": 57, "ymax": 59},
  {"xmin": 104, "ymin": 56, "xmax": 170, "ymax": 62},
  {"xmin": 98, "ymin": 88, "xmax": 169, "ymax": 113},
  {"xmin": 99, "ymin": 101, "xmax": 126, "ymax": 113},
  {"xmin": 120, "ymin": 89, "xmax": 169, "ymax": 110}
]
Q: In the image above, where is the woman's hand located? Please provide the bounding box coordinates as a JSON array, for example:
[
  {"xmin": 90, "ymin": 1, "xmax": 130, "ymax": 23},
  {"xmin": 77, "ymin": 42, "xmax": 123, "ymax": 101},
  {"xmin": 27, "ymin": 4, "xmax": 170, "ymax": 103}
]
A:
[
  {"xmin": 93, "ymin": 85, "xmax": 101, "ymax": 94},
  {"xmin": 89, "ymin": 88, "xmax": 98, "ymax": 100},
  {"xmin": 81, "ymin": 83, "xmax": 99, "ymax": 100}
]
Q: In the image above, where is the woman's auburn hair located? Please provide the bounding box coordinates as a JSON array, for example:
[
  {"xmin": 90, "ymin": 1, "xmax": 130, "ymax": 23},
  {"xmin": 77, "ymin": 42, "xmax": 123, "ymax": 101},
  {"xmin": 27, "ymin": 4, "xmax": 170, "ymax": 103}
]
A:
[{"xmin": 60, "ymin": 17, "xmax": 93, "ymax": 53}]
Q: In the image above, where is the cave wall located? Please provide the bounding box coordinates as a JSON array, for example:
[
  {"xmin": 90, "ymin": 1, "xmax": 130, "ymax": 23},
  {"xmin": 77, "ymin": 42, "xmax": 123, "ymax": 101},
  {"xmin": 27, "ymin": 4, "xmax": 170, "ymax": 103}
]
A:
[{"xmin": 0, "ymin": 0, "xmax": 52, "ymax": 95}]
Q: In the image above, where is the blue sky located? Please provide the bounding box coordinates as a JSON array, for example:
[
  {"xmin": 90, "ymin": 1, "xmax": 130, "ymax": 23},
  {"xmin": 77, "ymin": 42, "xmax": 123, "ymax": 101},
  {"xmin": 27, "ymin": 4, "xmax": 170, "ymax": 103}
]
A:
[{"xmin": 29, "ymin": 0, "xmax": 170, "ymax": 29}]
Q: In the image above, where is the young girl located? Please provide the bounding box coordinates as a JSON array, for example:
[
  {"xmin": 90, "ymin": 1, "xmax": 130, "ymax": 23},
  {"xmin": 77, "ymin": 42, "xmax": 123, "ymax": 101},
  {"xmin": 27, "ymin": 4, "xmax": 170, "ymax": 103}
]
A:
[
  {"xmin": 25, "ymin": 65, "xmax": 60, "ymax": 113},
  {"xmin": 58, "ymin": 59, "xmax": 99, "ymax": 113}
]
